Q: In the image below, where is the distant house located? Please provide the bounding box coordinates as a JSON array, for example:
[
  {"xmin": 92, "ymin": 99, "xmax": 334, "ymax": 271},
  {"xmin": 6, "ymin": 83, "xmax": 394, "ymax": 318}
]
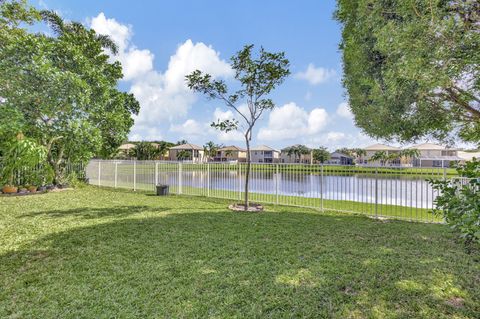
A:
[
  {"xmin": 280, "ymin": 145, "xmax": 313, "ymax": 164},
  {"xmin": 458, "ymin": 151, "xmax": 480, "ymax": 162},
  {"xmin": 169, "ymin": 143, "xmax": 206, "ymax": 163},
  {"xmin": 214, "ymin": 145, "xmax": 247, "ymax": 162},
  {"xmin": 409, "ymin": 143, "xmax": 462, "ymax": 168},
  {"xmin": 117, "ymin": 143, "xmax": 136, "ymax": 158},
  {"xmin": 327, "ymin": 152, "xmax": 354, "ymax": 165},
  {"xmin": 361, "ymin": 143, "xmax": 401, "ymax": 166},
  {"xmin": 250, "ymin": 145, "xmax": 280, "ymax": 163}
]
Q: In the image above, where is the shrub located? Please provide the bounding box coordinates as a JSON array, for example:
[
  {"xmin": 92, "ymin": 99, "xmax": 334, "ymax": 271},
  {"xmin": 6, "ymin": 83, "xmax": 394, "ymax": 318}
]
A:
[{"xmin": 430, "ymin": 159, "xmax": 480, "ymax": 245}]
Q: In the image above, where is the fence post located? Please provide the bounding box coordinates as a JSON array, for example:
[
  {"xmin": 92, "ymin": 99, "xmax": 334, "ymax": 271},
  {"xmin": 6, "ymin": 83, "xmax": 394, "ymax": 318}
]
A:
[
  {"xmin": 207, "ymin": 163, "xmax": 210, "ymax": 197},
  {"xmin": 178, "ymin": 162, "xmax": 183, "ymax": 194},
  {"xmin": 98, "ymin": 161, "xmax": 101, "ymax": 186},
  {"xmin": 238, "ymin": 164, "xmax": 242, "ymax": 201},
  {"xmin": 275, "ymin": 164, "xmax": 279, "ymax": 205},
  {"xmin": 133, "ymin": 160, "xmax": 136, "ymax": 191},
  {"xmin": 320, "ymin": 164, "xmax": 324, "ymax": 212},
  {"xmin": 155, "ymin": 162, "xmax": 158, "ymax": 186},
  {"xmin": 114, "ymin": 162, "xmax": 118, "ymax": 188},
  {"xmin": 374, "ymin": 167, "xmax": 378, "ymax": 217}
]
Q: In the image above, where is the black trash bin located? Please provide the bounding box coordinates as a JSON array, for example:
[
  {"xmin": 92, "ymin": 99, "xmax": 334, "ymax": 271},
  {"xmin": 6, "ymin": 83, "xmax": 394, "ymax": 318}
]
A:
[{"xmin": 156, "ymin": 184, "xmax": 169, "ymax": 196}]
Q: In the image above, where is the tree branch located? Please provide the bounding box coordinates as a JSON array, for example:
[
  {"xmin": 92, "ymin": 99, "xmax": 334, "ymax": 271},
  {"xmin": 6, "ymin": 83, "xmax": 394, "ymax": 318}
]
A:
[{"xmin": 445, "ymin": 88, "xmax": 480, "ymax": 119}]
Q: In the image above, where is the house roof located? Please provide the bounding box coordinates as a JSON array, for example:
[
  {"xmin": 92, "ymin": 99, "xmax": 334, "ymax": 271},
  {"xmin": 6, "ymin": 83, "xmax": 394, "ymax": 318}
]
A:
[
  {"xmin": 417, "ymin": 156, "xmax": 463, "ymax": 161},
  {"xmin": 330, "ymin": 152, "xmax": 353, "ymax": 159},
  {"xmin": 364, "ymin": 143, "xmax": 400, "ymax": 151},
  {"xmin": 250, "ymin": 145, "xmax": 279, "ymax": 152},
  {"xmin": 407, "ymin": 143, "xmax": 458, "ymax": 150},
  {"xmin": 458, "ymin": 151, "xmax": 480, "ymax": 161},
  {"xmin": 118, "ymin": 143, "xmax": 136, "ymax": 150},
  {"xmin": 219, "ymin": 145, "xmax": 246, "ymax": 152},
  {"xmin": 170, "ymin": 143, "xmax": 203, "ymax": 150}
]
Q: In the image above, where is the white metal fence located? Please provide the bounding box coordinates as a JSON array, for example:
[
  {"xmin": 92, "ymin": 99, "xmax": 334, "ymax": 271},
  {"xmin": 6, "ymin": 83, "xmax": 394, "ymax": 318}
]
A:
[
  {"xmin": 86, "ymin": 160, "xmax": 453, "ymax": 223},
  {"xmin": 0, "ymin": 160, "xmax": 86, "ymax": 186}
]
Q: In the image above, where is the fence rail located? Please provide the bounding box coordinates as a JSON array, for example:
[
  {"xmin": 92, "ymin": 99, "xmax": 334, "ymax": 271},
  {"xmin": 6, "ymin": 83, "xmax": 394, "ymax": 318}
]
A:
[
  {"xmin": 86, "ymin": 160, "xmax": 449, "ymax": 223},
  {"xmin": 0, "ymin": 160, "xmax": 86, "ymax": 186}
]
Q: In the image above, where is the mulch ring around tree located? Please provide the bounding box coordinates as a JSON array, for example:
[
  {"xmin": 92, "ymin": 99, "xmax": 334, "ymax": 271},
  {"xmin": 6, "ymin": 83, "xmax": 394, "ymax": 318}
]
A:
[{"xmin": 228, "ymin": 202, "xmax": 264, "ymax": 212}]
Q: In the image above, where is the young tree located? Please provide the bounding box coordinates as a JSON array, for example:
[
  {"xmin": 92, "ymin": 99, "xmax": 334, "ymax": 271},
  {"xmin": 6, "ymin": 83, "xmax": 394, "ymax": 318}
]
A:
[
  {"xmin": 336, "ymin": 1, "xmax": 480, "ymax": 145},
  {"xmin": 186, "ymin": 45, "xmax": 290, "ymax": 210},
  {"xmin": 312, "ymin": 147, "xmax": 331, "ymax": 164}
]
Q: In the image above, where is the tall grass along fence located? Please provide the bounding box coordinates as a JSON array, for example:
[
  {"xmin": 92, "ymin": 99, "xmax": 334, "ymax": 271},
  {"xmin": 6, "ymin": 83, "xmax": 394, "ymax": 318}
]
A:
[{"xmin": 85, "ymin": 160, "xmax": 453, "ymax": 223}]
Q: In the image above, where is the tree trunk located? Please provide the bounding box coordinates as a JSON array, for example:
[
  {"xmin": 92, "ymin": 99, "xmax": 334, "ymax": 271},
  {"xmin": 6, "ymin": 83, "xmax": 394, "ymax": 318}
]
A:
[
  {"xmin": 244, "ymin": 133, "xmax": 251, "ymax": 211},
  {"xmin": 47, "ymin": 146, "xmax": 64, "ymax": 185}
]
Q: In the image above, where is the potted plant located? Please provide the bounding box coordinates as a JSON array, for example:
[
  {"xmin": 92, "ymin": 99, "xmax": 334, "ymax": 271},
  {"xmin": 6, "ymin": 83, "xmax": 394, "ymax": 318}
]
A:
[
  {"xmin": 1, "ymin": 133, "xmax": 46, "ymax": 193},
  {"xmin": 26, "ymin": 185, "xmax": 37, "ymax": 193},
  {"xmin": 27, "ymin": 165, "xmax": 53, "ymax": 193},
  {"xmin": 18, "ymin": 186, "xmax": 28, "ymax": 194}
]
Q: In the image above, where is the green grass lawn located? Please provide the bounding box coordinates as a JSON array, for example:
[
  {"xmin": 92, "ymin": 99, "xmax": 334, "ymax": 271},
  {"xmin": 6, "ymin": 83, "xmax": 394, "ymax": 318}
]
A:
[{"xmin": 1, "ymin": 186, "xmax": 478, "ymax": 318}]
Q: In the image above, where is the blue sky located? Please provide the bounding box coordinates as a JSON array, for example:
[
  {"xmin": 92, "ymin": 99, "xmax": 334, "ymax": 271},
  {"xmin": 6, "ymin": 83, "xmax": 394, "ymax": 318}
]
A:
[{"xmin": 34, "ymin": 0, "xmax": 379, "ymax": 150}]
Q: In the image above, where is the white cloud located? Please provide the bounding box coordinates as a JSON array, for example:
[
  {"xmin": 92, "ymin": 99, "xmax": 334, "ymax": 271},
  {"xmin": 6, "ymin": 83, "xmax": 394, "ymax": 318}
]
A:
[
  {"xmin": 89, "ymin": 13, "xmax": 233, "ymax": 140},
  {"xmin": 129, "ymin": 126, "xmax": 163, "ymax": 142},
  {"xmin": 295, "ymin": 63, "xmax": 336, "ymax": 85},
  {"xmin": 90, "ymin": 13, "xmax": 154, "ymax": 81},
  {"xmin": 336, "ymin": 102, "xmax": 353, "ymax": 119},
  {"xmin": 210, "ymin": 108, "xmax": 244, "ymax": 142},
  {"xmin": 169, "ymin": 107, "xmax": 245, "ymax": 143},
  {"xmin": 170, "ymin": 119, "xmax": 204, "ymax": 136},
  {"xmin": 304, "ymin": 131, "xmax": 379, "ymax": 150},
  {"xmin": 257, "ymin": 102, "xmax": 329, "ymax": 141}
]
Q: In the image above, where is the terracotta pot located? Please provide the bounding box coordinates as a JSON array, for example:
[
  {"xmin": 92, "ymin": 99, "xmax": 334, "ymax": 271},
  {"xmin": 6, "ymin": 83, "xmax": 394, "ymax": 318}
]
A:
[
  {"xmin": 2, "ymin": 185, "xmax": 18, "ymax": 194},
  {"xmin": 28, "ymin": 186, "xmax": 37, "ymax": 193}
]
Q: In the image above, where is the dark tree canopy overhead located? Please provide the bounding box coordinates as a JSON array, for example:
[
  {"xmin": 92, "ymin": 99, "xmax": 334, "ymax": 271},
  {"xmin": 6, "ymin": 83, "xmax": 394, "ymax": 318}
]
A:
[
  {"xmin": 0, "ymin": 1, "xmax": 139, "ymax": 183},
  {"xmin": 336, "ymin": 0, "xmax": 480, "ymax": 145}
]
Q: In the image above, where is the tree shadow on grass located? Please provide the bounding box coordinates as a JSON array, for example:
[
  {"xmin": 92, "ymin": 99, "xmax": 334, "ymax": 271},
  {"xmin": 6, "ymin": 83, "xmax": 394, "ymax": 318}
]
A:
[
  {"xmin": 1, "ymin": 211, "xmax": 479, "ymax": 318},
  {"xmin": 18, "ymin": 205, "xmax": 168, "ymax": 219}
]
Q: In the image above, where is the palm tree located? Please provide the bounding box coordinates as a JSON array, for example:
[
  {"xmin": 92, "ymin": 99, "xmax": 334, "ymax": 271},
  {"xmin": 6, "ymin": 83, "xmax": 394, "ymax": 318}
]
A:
[
  {"xmin": 176, "ymin": 140, "xmax": 188, "ymax": 145},
  {"xmin": 203, "ymin": 141, "xmax": 221, "ymax": 162},
  {"xmin": 287, "ymin": 145, "xmax": 310, "ymax": 163},
  {"xmin": 399, "ymin": 149, "xmax": 420, "ymax": 166},
  {"xmin": 40, "ymin": 10, "xmax": 119, "ymax": 54},
  {"xmin": 176, "ymin": 150, "xmax": 191, "ymax": 161},
  {"xmin": 370, "ymin": 151, "xmax": 388, "ymax": 166},
  {"xmin": 131, "ymin": 142, "xmax": 160, "ymax": 160},
  {"xmin": 225, "ymin": 149, "xmax": 234, "ymax": 159},
  {"xmin": 157, "ymin": 141, "xmax": 174, "ymax": 160}
]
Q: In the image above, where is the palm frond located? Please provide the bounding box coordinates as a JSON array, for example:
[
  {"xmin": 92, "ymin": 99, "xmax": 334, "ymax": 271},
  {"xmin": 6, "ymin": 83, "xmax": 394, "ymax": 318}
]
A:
[
  {"xmin": 40, "ymin": 10, "xmax": 64, "ymax": 35},
  {"xmin": 95, "ymin": 34, "xmax": 119, "ymax": 55}
]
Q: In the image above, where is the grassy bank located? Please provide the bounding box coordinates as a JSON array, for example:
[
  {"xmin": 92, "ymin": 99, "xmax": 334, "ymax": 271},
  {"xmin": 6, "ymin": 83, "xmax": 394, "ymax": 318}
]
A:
[
  {"xmin": 99, "ymin": 161, "xmax": 457, "ymax": 177},
  {"xmin": 1, "ymin": 186, "xmax": 478, "ymax": 318},
  {"xmin": 97, "ymin": 182, "xmax": 441, "ymax": 223}
]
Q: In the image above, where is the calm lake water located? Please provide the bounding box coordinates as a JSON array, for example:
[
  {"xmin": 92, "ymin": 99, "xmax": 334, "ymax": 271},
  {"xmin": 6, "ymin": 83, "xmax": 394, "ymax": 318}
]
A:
[{"xmin": 151, "ymin": 170, "xmax": 440, "ymax": 209}]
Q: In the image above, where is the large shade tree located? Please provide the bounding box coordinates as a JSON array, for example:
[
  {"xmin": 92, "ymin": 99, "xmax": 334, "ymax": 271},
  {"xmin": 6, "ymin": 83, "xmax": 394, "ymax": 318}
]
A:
[
  {"xmin": 186, "ymin": 45, "xmax": 290, "ymax": 209},
  {"xmin": 0, "ymin": 1, "xmax": 139, "ymax": 183},
  {"xmin": 312, "ymin": 147, "xmax": 331, "ymax": 164},
  {"xmin": 336, "ymin": 0, "xmax": 480, "ymax": 145}
]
